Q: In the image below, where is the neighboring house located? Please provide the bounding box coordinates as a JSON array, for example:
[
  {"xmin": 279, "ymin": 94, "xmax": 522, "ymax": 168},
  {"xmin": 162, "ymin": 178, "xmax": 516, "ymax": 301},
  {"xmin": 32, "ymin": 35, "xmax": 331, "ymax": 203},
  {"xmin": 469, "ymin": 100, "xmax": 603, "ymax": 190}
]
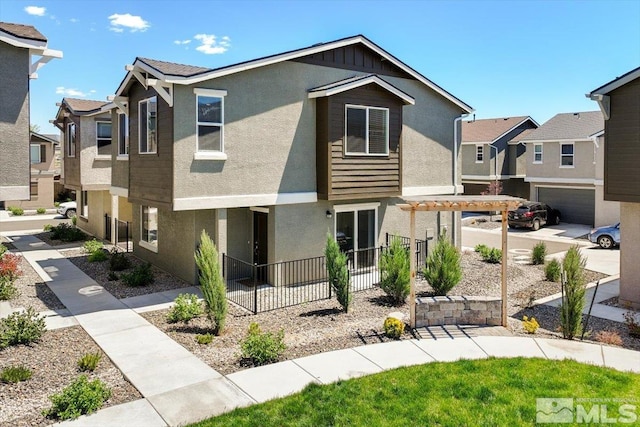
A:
[
  {"xmin": 520, "ymin": 111, "xmax": 619, "ymax": 226},
  {"xmin": 461, "ymin": 116, "xmax": 538, "ymax": 198},
  {"xmin": 0, "ymin": 22, "xmax": 61, "ymax": 204},
  {"xmin": 53, "ymin": 98, "xmax": 112, "ymax": 239},
  {"xmin": 4, "ymin": 132, "xmax": 58, "ymax": 209},
  {"xmin": 106, "ymin": 34, "xmax": 473, "ymax": 285},
  {"xmin": 588, "ymin": 66, "xmax": 640, "ymax": 310}
]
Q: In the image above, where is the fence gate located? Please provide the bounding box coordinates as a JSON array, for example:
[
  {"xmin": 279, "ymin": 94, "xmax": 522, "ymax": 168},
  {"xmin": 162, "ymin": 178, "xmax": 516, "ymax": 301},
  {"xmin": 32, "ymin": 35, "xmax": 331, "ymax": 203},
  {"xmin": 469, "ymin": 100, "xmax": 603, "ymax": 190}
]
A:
[{"xmin": 115, "ymin": 219, "xmax": 131, "ymax": 252}]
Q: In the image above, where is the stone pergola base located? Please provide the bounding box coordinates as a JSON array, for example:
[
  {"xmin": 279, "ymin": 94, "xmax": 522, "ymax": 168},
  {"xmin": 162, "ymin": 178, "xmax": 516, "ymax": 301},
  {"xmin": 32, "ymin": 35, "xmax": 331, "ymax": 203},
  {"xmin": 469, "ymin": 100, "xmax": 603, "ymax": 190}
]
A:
[{"xmin": 415, "ymin": 296, "xmax": 502, "ymax": 327}]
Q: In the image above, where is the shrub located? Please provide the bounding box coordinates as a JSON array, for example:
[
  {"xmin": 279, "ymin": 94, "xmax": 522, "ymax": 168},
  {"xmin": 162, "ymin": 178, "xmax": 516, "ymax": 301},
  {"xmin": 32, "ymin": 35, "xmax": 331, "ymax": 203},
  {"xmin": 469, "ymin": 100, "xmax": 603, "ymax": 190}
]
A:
[
  {"xmin": 87, "ymin": 250, "xmax": 108, "ymax": 263},
  {"xmin": 196, "ymin": 333, "xmax": 213, "ymax": 345},
  {"xmin": 0, "ymin": 244, "xmax": 6, "ymax": 257},
  {"xmin": 50, "ymin": 223, "xmax": 86, "ymax": 242},
  {"xmin": 43, "ymin": 375, "xmax": 111, "ymax": 421},
  {"xmin": 109, "ymin": 248, "xmax": 130, "ymax": 271},
  {"xmin": 522, "ymin": 316, "xmax": 539, "ymax": 334},
  {"xmin": 478, "ymin": 247, "xmax": 502, "ymax": 264},
  {"xmin": 9, "ymin": 206, "xmax": 24, "ymax": 216},
  {"xmin": 83, "ymin": 239, "xmax": 103, "ymax": 254},
  {"xmin": 595, "ymin": 330, "xmax": 623, "ymax": 346},
  {"xmin": 560, "ymin": 246, "xmax": 587, "ymax": 340},
  {"xmin": 71, "ymin": 215, "xmax": 77, "ymax": 226},
  {"xmin": 325, "ymin": 233, "xmax": 351, "ymax": 312},
  {"xmin": 195, "ymin": 230, "xmax": 227, "ymax": 335},
  {"xmin": 0, "ymin": 253, "xmax": 21, "ymax": 282},
  {"xmin": 167, "ymin": 293, "xmax": 203, "ymax": 324},
  {"xmin": 240, "ymin": 322, "xmax": 286, "ymax": 366},
  {"xmin": 77, "ymin": 352, "xmax": 101, "ymax": 372},
  {"xmin": 545, "ymin": 259, "xmax": 562, "ymax": 282},
  {"xmin": 121, "ymin": 263, "xmax": 154, "ymax": 287},
  {"xmin": 623, "ymin": 310, "xmax": 640, "ymax": 338},
  {"xmin": 0, "ymin": 276, "xmax": 18, "ymax": 300},
  {"xmin": 531, "ymin": 242, "xmax": 547, "ymax": 265},
  {"xmin": 54, "ymin": 202, "xmax": 61, "ymax": 208},
  {"xmin": 43, "ymin": 223, "xmax": 53, "ymax": 232},
  {"xmin": 383, "ymin": 317, "xmax": 405, "ymax": 339},
  {"xmin": 0, "ymin": 307, "xmax": 46, "ymax": 349},
  {"xmin": 474, "ymin": 244, "xmax": 489, "ymax": 254},
  {"xmin": 107, "ymin": 271, "xmax": 119, "ymax": 281},
  {"xmin": 1, "ymin": 365, "xmax": 32, "ymax": 383},
  {"xmin": 423, "ymin": 234, "xmax": 462, "ymax": 296},
  {"xmin": 36, "ymin": 208, "xmax": 46, "ymax": 214},
  {"xmin": 379, "ymin": 237, "xmax": 410, "ymax": 304}
]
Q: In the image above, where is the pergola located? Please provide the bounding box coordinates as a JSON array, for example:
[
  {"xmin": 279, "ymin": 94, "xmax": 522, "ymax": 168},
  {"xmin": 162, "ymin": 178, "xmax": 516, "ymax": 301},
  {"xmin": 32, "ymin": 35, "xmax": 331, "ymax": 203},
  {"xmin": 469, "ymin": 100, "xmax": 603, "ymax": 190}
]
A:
[{"xmin": 398, "ymin": 195, "xmax": 525, "ymax": 328}]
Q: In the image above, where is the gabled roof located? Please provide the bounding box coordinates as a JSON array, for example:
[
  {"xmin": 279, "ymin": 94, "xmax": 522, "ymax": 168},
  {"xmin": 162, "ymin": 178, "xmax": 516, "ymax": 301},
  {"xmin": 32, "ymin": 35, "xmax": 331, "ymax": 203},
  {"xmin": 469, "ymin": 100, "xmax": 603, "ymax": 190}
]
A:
[
  {"xmin": 0, "ymin": 22, "xmax": 46, "ymax": 42},
  {"xmin": 308, "ymin": 74, "xmax": 415, "ymax": 105},
  {"xmin": 0, "ymin": 21, "xmax": 62, "ymax": 79},
  {"xmin": 461, "ymin": 116, "xmax": 537, "ymax": 144},
  {"xmin": 520, "ymin": 111, "xmax": 603, "ymax": 142},
  {"xmin": 508, "ymin": 127, "xmax": 536, "ymax": 144},
  {"xmin": 588, "ymin": 66, "xmax": 640, "ymax": 96},
  {"xmin": 63, "ymin": 98, "xmax": 109, "ymax": 115},
  {"xmin": 31, "ymin": 132, "xmax": 58, "ymax": 144},
  {"xmin": 116, "ymin": 34, "xmax": 472, "ymax": 113}
]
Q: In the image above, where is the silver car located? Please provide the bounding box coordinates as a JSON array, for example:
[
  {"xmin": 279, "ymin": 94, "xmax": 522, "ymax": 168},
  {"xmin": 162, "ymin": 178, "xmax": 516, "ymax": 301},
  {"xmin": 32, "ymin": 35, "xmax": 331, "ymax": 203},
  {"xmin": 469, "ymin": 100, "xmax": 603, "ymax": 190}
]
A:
[{"xmin": 588, "ymin": 223, "xmax": 620, "ymax": 249}]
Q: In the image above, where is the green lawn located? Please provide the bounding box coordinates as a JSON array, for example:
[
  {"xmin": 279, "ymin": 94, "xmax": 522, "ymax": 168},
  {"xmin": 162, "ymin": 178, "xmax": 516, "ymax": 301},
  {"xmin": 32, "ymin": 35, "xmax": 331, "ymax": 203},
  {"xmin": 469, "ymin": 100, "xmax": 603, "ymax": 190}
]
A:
[{"xmin": 191, "ymin": 358, "xmax": 639, "ymax": 427}]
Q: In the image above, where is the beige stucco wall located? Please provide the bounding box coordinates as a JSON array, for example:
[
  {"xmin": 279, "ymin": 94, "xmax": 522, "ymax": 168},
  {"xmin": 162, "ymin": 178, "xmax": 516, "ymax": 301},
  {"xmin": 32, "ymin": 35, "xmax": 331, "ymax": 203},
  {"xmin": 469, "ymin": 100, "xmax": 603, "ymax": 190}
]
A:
[
  {"xmin": 526, "ymin": 140, "xmax": 596, "ymax": 180},
  {"xmin": 620, "ymin": 202, "xmax": 640, "ymax": 309},
  {"xmin": 79, "ymin": 114, "xmax": 111, "ymax": 189},
  {"xmin": 76, "ymin": 190, "xmax": 111, "ymax": 239},
  {"xmin": 117, "ymin": 196, "xmax": 133, "ymax": 222},
  {"xmin": 5, "ymin": 175, "xmax": 55, "ymax": 209}
]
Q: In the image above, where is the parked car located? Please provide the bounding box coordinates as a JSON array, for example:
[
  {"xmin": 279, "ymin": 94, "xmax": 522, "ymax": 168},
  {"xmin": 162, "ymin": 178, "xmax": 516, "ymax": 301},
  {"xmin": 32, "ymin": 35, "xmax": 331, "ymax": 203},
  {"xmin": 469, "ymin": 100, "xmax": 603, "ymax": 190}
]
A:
[
  {"xmin": 57, "ymin": 201, "xmax": 77, "ymax": 218},
  {"xmin": 589, "ymin": 223, "xmax": 620, "ymax": 249},
  {"xmin": 508, "ymin": 202, "xmax": 561, "ymax": 231}
]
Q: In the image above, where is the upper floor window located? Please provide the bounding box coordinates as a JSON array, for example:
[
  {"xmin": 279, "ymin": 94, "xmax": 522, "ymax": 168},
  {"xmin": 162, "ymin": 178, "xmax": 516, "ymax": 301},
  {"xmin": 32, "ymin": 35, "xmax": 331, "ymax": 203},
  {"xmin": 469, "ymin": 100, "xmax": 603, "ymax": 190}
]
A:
[
  {"xmin": 96, "ymin": 121, "xmax": 112, "ymax": 156},
  {"xmin": 118, "ymin": 113, "xmax": 129, "ymax": 156},
  {"xmin": 193, "ymin": 88, "xmax": 227, "ymax": 160},
  {"xmin": 475, "ymin": 145, "xmax": 484, "ymax": 163},
  {"xmin": 139, "ymin": 96, "xmax": 157, "ymax": 154},
  {"xmin": 67, "ymin": 123, "xmax": 76, "ymax": 157},
  {"xmin": 533, "ymin": 143, "xmax": 543, "ymax": 164},
  {"xmin": 30, "ymin": 144, "xmax": 45, "ymax": 164},
  {"xmin": 561, "ymin": 143, "xmax": 574, "ymax": 167},
  {"xmin": 345, "ymin": 105, "xmax": 389, "ymax": 156}
]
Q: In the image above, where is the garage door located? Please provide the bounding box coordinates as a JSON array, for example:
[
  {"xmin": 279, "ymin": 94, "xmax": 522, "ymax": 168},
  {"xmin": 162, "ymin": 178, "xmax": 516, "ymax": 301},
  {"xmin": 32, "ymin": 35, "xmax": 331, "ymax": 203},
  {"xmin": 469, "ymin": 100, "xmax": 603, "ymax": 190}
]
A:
[{"xmin": 537, "ymin": 187, "xmax": 595, "ymax": 225}]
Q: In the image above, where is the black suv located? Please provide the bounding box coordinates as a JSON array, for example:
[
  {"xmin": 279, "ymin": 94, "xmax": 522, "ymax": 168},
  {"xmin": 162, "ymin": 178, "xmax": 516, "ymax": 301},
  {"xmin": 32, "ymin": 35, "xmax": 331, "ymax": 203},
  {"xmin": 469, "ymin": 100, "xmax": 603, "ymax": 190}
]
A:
[{"xmin": 508, "ymin": 202, "xmax": 561, "ymax": 231}]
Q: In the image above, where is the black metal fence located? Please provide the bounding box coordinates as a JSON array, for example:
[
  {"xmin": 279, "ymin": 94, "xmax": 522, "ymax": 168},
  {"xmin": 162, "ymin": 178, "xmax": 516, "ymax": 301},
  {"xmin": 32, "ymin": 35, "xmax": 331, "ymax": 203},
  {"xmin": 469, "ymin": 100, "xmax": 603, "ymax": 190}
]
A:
[
  {"xmin": 115, "ymin": 219, "xmax": 131, "ymax": 252},
  {"xmin": 224, "ymin": 235, "xmax": 429, "ymax": 314},
  {"xmin": 104, "ymin": 214, "xmax": 112, "ymax": 241},
  {"xmin": 385, "ymin": 233, "xmax": 430, "ymax": 269}
]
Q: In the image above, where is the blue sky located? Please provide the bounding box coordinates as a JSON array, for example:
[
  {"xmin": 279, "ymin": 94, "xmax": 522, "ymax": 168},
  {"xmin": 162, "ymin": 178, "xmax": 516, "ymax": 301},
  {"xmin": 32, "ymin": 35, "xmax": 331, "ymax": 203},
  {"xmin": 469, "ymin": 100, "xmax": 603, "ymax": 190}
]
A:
[{"xmin": 2, "ymin": 0, "xmax": 639, "ymax": 134}]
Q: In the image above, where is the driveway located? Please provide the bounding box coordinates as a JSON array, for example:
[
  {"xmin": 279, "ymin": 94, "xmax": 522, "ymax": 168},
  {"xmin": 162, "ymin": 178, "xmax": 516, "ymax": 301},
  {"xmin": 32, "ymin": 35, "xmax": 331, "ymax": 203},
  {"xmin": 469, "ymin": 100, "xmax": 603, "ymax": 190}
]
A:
[{"xmin": 0, "ymin": 212, "xmax": 69, "ymax": 233}]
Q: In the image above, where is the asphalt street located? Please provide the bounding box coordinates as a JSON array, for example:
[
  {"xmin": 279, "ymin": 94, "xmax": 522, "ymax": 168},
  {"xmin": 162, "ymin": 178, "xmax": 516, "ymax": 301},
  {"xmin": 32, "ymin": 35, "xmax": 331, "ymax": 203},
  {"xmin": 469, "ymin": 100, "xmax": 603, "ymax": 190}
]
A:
[{"xmin": 0, "ymin": 215, "xmax": 70, "ymax": 233}]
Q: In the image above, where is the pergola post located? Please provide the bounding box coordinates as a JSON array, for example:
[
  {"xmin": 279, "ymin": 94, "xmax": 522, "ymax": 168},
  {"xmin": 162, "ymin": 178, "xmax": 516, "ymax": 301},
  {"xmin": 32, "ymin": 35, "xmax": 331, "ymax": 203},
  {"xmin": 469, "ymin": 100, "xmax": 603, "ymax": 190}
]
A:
[
  {"xmin": 409, "ymin": 208, "xmax": 416, "ymax": 329},
  {"xmin": 501, "ymin": 209, "xmax": 508, "ymax": 327}
]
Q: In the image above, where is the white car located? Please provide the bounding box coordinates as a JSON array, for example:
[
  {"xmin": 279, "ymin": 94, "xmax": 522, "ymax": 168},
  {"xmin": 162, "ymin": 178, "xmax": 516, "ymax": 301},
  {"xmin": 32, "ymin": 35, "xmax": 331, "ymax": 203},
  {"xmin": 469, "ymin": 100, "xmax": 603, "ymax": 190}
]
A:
[{"xmin": 57, "ymin": 201, "xmax": 77, "ymax": 218}]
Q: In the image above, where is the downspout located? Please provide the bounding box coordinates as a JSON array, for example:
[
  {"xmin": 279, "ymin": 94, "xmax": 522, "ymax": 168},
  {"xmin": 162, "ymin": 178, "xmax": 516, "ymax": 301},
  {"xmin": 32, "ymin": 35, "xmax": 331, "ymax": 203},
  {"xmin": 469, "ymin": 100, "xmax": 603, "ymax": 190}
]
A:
[{"xmin": 452, "ymin": 113, "xmax": 471, "ymax": 245}]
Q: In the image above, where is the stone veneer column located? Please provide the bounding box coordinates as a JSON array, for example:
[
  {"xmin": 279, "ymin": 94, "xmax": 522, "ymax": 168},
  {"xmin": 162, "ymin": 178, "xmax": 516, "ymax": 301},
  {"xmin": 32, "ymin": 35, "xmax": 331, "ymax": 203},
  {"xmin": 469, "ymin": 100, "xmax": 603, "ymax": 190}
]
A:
[{"xmin": 620, "ymin": 202, "xmax": 640, "ymax": 309}]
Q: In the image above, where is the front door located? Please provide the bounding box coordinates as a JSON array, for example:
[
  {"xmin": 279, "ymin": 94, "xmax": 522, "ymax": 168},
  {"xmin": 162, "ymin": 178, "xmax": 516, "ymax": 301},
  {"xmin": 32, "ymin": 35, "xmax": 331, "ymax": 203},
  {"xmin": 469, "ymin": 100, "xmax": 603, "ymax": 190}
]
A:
[
  {"xmin": 253, "ymin": 210, "xmax": 268, "ymax": 267},
  {"xmin": 336, "ymin": 208, "xmax": 376, "ymax": 270}
]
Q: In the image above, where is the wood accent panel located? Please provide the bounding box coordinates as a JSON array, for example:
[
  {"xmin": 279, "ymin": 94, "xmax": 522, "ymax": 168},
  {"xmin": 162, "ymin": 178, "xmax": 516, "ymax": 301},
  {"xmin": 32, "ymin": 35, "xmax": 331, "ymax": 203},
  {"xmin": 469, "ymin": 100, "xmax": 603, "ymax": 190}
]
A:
[
  {"xmin": 292, "ymin": 43, "xmax": 412, "ymax": 79},
  {"xmin": 605, "ymin": 77, "xmax": 640, "ymax": 203},
  {"xmin": 316, "ymin": 83, "xmax": 403, "ymax": 200},
  {"xmin": 127, "ymin": 81, "xmax": 174, "ymax": 208}
]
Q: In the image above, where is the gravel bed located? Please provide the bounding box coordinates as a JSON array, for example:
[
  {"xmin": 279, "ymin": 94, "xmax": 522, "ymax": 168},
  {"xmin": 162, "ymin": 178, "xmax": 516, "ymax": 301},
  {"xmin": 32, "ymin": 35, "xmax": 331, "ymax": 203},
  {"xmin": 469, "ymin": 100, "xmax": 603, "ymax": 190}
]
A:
[
  {"xmin": 6, "ymin": 255, "xmax": 65, "ymax": 312},
  {"xmin": 61, "ymin": 248, "xmax": 191, "ymax": 299},
  {"xmin": 0, "ymin": 326, "xmax": 141, "ymax": 427}
]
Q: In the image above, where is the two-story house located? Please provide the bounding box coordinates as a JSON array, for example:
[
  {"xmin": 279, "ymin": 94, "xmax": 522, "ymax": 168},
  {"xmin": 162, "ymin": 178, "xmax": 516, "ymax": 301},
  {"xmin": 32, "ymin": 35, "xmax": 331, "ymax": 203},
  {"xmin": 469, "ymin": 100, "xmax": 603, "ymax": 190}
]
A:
[
  {"xmin": 589, "ymin": 66, "xmax": 640, "ymax": 310},
  {"xmin": 461, "ymin": 116, "xmax": 538, "ymax": 198},
  {"xmin": 53, "ymin": 98, "xmax": 113, "ymax": 239},
  {"xmin": 0, "ymin": 22, "xmax": 61, "ymax": 204},
  {"xmin": 106, "ymin": 35, "xmax": 473, "ymax": 285},
  {"xmin": 520, "ymin": 111, "xmax": 619, "ymax": 226}
]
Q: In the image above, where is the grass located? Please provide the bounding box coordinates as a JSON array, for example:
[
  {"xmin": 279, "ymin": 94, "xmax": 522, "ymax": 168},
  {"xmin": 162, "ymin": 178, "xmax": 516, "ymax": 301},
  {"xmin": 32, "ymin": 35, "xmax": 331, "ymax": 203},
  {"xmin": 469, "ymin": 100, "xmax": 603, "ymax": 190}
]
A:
[{"xmin": 190, "ymin": 358, "xmax": 640, "ymax": 427}]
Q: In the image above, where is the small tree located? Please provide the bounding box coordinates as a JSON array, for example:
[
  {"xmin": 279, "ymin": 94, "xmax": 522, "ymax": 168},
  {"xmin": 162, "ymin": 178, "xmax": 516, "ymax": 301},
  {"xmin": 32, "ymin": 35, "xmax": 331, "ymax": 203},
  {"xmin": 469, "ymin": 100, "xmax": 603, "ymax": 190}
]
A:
[
  {"xmin": 560, "ymin": 245, "xmax": 587, "ymax": 339},
  {"xmin": 195, "ymin": 230, "xmax": 227, "ymax": 335},
  {"xmin": 379, "ymin": 236, "xmax": 410, "ymax": 304},
  {"xmin": 481, "ymin": 180, "xmax": 503, "ymax": 196},
  {"xmin": 423, "ymin": 233, "xmax": 462, "ymax": 296},
  {"xmin": 325, "ymin": 233, "xmax": 351, "ymax": 312}
]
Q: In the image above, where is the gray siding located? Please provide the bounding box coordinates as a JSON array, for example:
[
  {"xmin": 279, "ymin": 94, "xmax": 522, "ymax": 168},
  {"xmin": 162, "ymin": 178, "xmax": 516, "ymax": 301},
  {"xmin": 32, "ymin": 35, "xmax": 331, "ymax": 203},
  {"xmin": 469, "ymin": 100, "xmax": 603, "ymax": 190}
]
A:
[
  {"xmin": 0, "ymin": 42, "xmax": 30, "ymax": 201},
  {"xmin": 111, "ymin": 110, "xmax": 129, "ymax": 191},
  {"xmin": 462, "ymin": 144, "xmax": 490, "ymax": 176}
]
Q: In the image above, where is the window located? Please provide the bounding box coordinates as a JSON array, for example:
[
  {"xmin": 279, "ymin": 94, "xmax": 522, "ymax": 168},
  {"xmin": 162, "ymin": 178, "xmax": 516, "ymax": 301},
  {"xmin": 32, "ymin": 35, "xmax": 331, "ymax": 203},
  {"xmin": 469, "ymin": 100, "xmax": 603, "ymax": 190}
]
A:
[
  {"xmin": 197, "ymin": 94, "xmax": 223, "ymax": 152},
  {"xmin": 139, "ymin": 96, "xmax": 157, "ymax": 154},
  {"xmin": 118, "ymin": 113, "xmax": 129, "ymax": 156},
  {"xmin": 96, "ymin": 121, "xmax": 112, "ymax": 156},
  {"xmin": 30, "ymin": 181, "xmax": 38, "ymax": 198},
  {"xmin": 334, "ymin": 202, "xmax": 379, "ymax": 270},
  {"xmin": 475, "ymin": 145, "xmax": 484, "ymax": 163},
  {"xmin": 141, "ymin": 206, "xmax": 158, "ymax": 251},
  {"xmin": 533, "ymin": 143, "xmax": 543, "ymax": 163},
  {"xmin": 561, "ymin": 143, "xmax": 574, "ymax": 167},
  {"xmin": 30, "ymin": 144, "xmax": 45, "ymax": 164},
  {"xmin": 81, "ymin": 190, "xmax": 88, "ymax": 217},
  {"xmin": 67, "ymin": 123, "xmax": 76, "ymax": 157},
  {"xmin": 345, "ymin": 105, "xmax": 389, "ymax": 155}
]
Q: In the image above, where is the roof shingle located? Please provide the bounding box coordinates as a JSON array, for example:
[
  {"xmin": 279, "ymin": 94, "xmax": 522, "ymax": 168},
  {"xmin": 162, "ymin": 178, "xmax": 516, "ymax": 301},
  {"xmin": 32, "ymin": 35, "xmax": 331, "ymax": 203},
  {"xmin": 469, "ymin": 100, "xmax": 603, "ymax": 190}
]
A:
[
  {"xmin": 138, "ymin": 57, "xmax": 212, "ymax": 77},
  {"xmin": 0, "ymin": 22, "xmax": 46, "ymax": 42},
  {"xmin": 520, "ymin": 111, "xmax": 603, "ymax": 141},
  {"xmin": 64, "ymin": 98, "xmax": 108, "ymax": 113},
  {"xmin": 462, "ymin": 116, "xmax": 530, "ymax": 143}
]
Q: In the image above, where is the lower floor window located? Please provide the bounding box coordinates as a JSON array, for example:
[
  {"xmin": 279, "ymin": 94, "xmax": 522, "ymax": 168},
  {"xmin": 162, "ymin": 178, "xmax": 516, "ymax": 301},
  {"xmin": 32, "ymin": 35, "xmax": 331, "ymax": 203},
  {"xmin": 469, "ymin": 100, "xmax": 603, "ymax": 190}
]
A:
[
  {"xmin": 81, "ymin": 191, "xmax": 88, "ymax": 217},
  {"xmin": 142, "ymin": 206, "xmax": 158, "ymax": 247},
  {"xmin": 334, "ymin": 204, "xmax": 378, "ymax": 270}
]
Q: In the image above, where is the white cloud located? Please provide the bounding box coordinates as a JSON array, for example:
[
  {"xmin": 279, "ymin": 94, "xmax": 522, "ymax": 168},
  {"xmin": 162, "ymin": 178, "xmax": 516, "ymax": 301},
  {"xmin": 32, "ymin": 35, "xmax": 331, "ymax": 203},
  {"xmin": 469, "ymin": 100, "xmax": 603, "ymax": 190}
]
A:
[
  {"xmin": 174, "ymin": 39, "xmax": 191, "ymax": 45},
  {"xmin": 194, "ymin": 34, "xmax": 230, "ymax": 55},
  {"xmin": 25, "ymin": 6, "xmax": 46, "ymax": 16},
  {"xmin": 108, "ymin": 13, "xmax": 150, "ymax": 33},
  {"xmin": 56, "ymin": 87, "xmax": 88, "ymax": 97},
  {"xmin": 70, "ymin": 18, "xmax": 78, "ymax": 23}
]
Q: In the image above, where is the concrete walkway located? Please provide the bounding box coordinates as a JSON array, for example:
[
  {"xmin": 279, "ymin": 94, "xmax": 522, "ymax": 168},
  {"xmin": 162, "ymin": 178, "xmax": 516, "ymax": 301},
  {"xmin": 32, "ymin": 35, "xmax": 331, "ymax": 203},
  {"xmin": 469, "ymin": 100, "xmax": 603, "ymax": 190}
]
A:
[{"xmin": 7, "ymin": 233, "xmax": 640, "ymax": 427}]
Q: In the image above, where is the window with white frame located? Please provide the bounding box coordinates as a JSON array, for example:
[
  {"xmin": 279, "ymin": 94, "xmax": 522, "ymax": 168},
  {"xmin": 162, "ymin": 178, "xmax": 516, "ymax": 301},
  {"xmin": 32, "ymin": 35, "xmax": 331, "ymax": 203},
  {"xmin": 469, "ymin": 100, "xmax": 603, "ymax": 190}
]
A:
[
  {"xmin": 118, "ymin": 113, "xmax": 129, "ymax": 156},
  {"xmin": 345, "ymin": 105, "xmax": 389, "ymax": 155},
  {"xmin": 561, "ymin": 143, "xmax": 574, "ymax": 167},
  {"xmin": 139, "ymin": 96, "xmax": 157, "ymax": 154},
  {"xmin": 67, "ymin": 122, "xmax": 76, "ymax": 157},
  {"xmin": 475, "ymin": 145, "xmax": 484, "ymax": 163},
  {"xmin": 96, "ymin": 121, "xmax": 112, "ymax": 156},
  {"xmin": 81, "ymin": 190, "xmax": 88, "ymax": 217},
  {"xmin": 141, "ymin": 206, "xmax": 158, "ymax": 249},
  {"xmin": 195, "ymin": 90, "xmax": 225, "ymax": 152},
  {"xmin": 30, "ymin": 144, "xmax": 45, "ymax": 164},
  {"xmin": 533, "ymin": 143, "xmax": 543, "ymax": 163}
]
